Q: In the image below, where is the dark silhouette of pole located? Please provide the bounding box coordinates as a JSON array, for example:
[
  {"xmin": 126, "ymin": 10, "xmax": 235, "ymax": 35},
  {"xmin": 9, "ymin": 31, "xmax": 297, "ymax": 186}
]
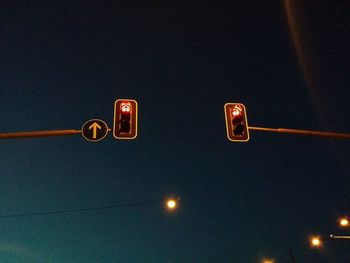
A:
[
  {"xmin": 1, "ymin": 126, "xmax": 349, "ymax": 140},
  {"xmin": 0, "ymin": 129, "xmax": 81, "ymax": 139},
  {"xmin": 330, "ymin": 234, "xmax": 350, "ymax": 239},
  {"xmin": 288, "ymin": 246, "xmax": 296, "ymax": 263},
  {"xmin": 249, "ymin": 126, "xmax": 350, "ymax": 139}
]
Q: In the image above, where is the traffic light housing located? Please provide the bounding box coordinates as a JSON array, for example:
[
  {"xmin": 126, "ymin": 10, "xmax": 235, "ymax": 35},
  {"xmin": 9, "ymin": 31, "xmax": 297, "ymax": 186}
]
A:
[
  {"xmin": 224, "ymin": 103, "xmax": 249, "ymax": 142},
  {"xmin": 113, "ymin": 99, "xmax": 138, "ymax": 139}
]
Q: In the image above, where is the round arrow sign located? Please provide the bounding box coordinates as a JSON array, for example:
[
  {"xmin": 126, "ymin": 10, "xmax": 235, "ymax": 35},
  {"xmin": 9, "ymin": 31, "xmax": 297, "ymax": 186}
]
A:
[{"xmin": 82, "ymin": 119, "xmax": 109, "ymax": 142}]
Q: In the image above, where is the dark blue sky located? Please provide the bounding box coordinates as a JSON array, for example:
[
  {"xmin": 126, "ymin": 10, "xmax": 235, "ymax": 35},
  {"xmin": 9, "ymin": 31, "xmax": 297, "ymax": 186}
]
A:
[{"xmin": 1, "ymin": 1, "xmax": 349, "ymax": 262}]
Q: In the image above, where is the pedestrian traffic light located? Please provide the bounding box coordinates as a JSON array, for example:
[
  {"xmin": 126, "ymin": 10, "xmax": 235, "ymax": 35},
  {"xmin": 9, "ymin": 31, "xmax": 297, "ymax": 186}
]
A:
[
  {"xmin": 113, "ymin": 99, "xmax": 138, "ymax": 139},
  {"xmin": 224, "ymin": 103, "xmax": 249, "ymax": 142}
]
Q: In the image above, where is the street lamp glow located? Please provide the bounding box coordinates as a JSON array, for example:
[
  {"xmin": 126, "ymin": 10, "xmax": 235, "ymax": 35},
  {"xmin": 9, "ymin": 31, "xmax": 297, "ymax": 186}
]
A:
[
  {"xmin": 262, "ymin": 259, "xmax": 274, "ymax": 263},
  {"xmin": 167, "ymin": 200, "xmax": 176, "ymax": 209},
  {"xmin": 310, "ymin": 236, "xmax": 322, "ymax": 248},
  {"xmin": 339, "ymin": 217, "xmax": 349, "ymax": 227},
  {"xmin": 166, "ymin": 198, "xmax": 177, "ymax": 210}
]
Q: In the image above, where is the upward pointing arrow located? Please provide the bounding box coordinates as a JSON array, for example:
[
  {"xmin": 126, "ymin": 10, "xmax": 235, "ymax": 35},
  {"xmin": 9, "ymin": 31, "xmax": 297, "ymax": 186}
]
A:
[{"xmin": 89, "ymin": 122, "xmax": 101, "ymax": 139}]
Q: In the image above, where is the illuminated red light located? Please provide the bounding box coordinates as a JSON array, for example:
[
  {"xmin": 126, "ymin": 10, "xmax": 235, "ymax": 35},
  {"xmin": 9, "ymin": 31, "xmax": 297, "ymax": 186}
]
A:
[
  {"xmin": 121, "ymin": 103, "xmax": 131, "ymax": 113},
  {"xmin": 231, "ymin": 106, "xmax": 243, "ymax": 117},
  {"xmin": 232, "ymin": 109, "xmax": 241, "ymax": 116}
]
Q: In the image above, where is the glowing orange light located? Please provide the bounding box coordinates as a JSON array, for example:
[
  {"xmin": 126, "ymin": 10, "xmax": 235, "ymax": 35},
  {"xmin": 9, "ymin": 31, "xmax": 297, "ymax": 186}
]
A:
[
  {"xmin": 166, "ymin": 199, "xmax": 176, "ymax": 210},
  {"xmin": 310, "ymin": 236, "xmax": 321, "ymax": 247},
  {"xmin": 339, "ymin": 217, "xmax": 349, "ymax": 227},
  {"xmin": 165, "ymin": 198, "xmax": 179, "ymax": 211},
  {"xmin": 262, "ymin": 258, "xmax": 274, "ymax": 263}
]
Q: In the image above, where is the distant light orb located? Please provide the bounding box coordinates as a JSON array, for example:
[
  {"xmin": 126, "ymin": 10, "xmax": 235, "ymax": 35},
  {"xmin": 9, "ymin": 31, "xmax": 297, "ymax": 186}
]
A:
[
  {"xmin": 166, "ymin": 199, "xmax": 177, "ymax": 210},
  {"xmin": 310, "ymin": 236, "xmax": 321, "ymax": 247},
  {"xmin": 340, "ymin": 218, "xmax": 349, "ymax": 227},
  {"xmin": 262, "ymin": 258, "xmax": 274, "ymax": 263}
]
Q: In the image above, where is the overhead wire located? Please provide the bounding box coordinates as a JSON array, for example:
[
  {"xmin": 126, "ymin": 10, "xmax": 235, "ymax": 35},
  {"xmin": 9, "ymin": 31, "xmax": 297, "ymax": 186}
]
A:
[{"xmin": 0, "ymin": 200, "xmax": 157, "ymax": 219}]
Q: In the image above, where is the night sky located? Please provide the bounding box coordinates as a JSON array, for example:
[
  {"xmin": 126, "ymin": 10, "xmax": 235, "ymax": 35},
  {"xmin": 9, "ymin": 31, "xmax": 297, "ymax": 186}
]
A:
[{"xmin": 1, "ymin": 1, "xmax": 350, "ymax": 262}]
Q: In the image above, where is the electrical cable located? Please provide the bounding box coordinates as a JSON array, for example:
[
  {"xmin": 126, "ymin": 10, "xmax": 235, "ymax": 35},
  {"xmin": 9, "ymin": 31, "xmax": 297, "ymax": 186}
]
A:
[{"xmin": 0, "ymin": 200, "xmax": 157, "ymax": 219}]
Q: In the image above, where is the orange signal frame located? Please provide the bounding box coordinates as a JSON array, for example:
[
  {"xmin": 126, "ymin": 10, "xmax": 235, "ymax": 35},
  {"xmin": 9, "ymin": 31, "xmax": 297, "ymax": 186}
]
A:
[
  {"xmin": 113, "ymin": 99, "xmax": 138, "ymax": 139},
  {"xmin": 224, "ymin": 102, "xmax": 250, "ymax": 142}
]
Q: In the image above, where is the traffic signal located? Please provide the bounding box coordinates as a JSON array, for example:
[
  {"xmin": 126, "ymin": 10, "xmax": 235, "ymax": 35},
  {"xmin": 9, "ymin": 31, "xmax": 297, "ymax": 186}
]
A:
[
  {"xmin": 113, "ymin": 99, "xmax": 138, "ymax": 139},
  {"xmin": 224, "ymin": 103, "xmax": 249, "ymax": 142}
]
